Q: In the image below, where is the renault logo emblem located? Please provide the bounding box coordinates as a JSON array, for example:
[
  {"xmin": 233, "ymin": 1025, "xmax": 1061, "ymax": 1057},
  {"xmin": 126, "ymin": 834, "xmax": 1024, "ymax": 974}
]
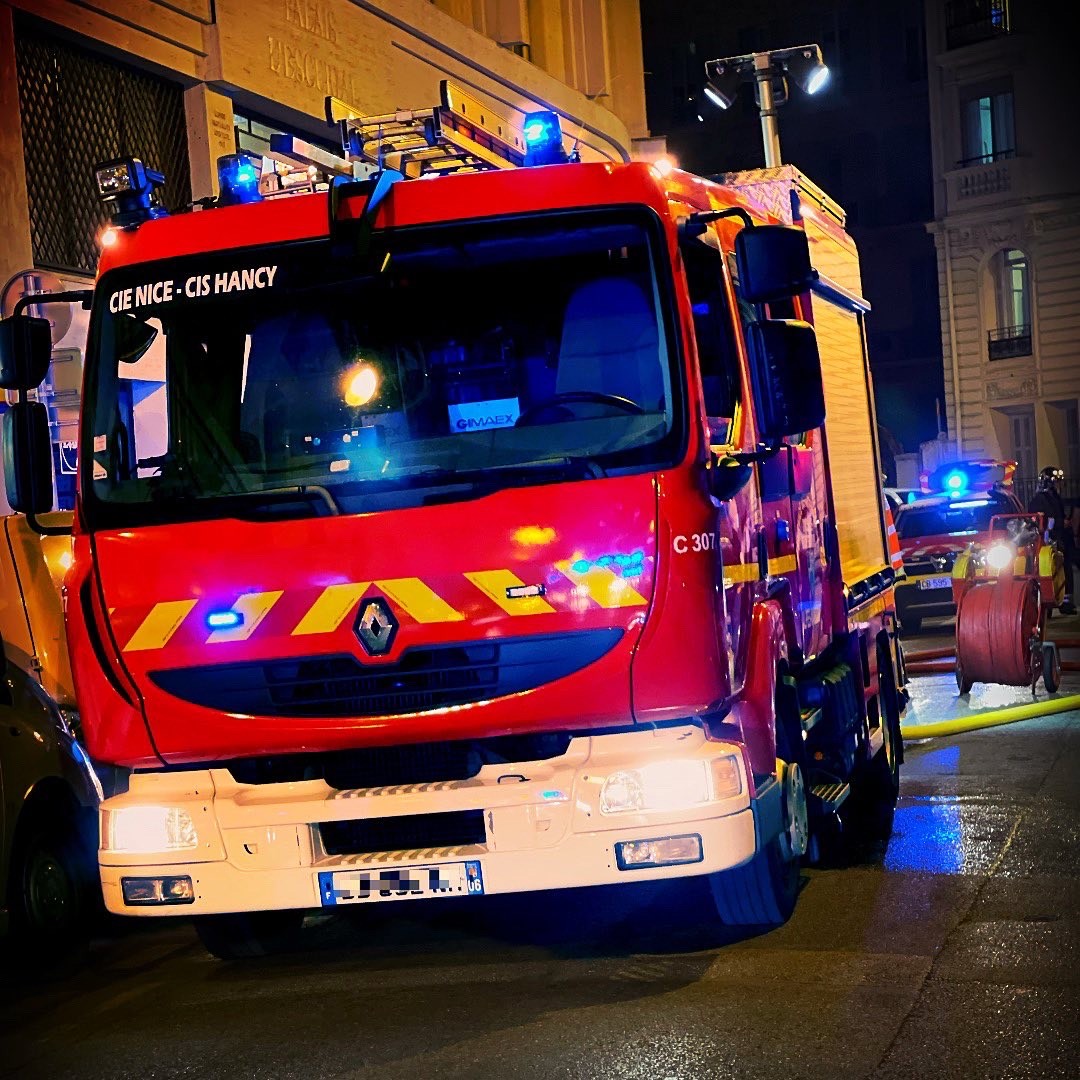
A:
[{"xmin": 355, "ymin": 597, "xmax": 398, "ymax": 656}]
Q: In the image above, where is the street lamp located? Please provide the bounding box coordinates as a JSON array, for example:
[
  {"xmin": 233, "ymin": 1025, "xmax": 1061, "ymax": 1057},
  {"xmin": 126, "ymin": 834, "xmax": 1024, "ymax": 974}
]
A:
[{"xmin": 703, "ymin": 44, "xmax": 830, "ymax": 167}]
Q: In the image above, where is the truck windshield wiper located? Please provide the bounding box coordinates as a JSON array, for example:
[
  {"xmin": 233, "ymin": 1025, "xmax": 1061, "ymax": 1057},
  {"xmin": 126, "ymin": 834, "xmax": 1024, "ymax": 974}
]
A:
[
  {"xmin": 397, "ymin": 456, "xmax": 606, "ymax": 488},
  {"xmin": 189, "ymin": 484, "xmax": 342, "ymax": 518}
]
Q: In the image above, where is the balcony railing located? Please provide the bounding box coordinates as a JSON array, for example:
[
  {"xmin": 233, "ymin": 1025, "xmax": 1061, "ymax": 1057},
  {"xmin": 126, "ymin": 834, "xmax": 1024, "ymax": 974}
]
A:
[
  {"xmin": 988, "ymin": 324, "xmax": 1032, "ymax": 361},
  {"xmin": 946, "ymin": 0, "xmax": 1011, "ymax": 49},
  {"xmin": 957, "ymin": 147, "xmax": 1015, "ymax": 169}
]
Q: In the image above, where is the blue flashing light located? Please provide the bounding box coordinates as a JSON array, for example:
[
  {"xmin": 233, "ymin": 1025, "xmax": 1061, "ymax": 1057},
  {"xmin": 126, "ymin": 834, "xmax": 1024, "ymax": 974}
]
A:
[
  {"xmin": 216, "ymin": 154, "xmax": 262, "ymax": 207},
  {"xmin": 571, "ymin": 559, "xmax": 591, "ymax": 574},
  {"xmin": 522, "ymin": 110, "xmax": 569, "ymax": 167},
  {"xmin": 207, "ymin": 610, "xmax": 244, "ymax": 630},
  {"xmin": 950, "ymin": 498, "xmax": 990, "ymax": 509},
  {"xmin": 943, "ymin": 469, "xmax": 968, "ymax": 493}
]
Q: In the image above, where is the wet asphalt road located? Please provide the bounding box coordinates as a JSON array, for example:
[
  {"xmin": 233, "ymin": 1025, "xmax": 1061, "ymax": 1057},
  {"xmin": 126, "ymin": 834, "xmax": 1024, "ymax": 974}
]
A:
[{"xmin": 2, "ymin": 706, "xmax": 1079, "ymax": 1080}]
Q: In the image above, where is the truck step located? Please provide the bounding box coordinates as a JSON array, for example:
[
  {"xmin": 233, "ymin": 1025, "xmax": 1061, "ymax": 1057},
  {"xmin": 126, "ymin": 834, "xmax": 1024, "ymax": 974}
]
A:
[
  {"xmin": 810, "ymin": 781, "xmax": 851, "ymax": 813},
  {"xmin": 800, "ymin": 707, "xmax": 822, "ymax": 734}
]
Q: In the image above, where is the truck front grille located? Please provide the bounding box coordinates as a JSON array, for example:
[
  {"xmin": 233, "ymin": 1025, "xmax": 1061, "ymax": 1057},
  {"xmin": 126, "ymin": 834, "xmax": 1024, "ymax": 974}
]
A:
[
  {"xmin": 148, "ymin": 629, "xmax": 622, "ymax": 719},
  {"xmin": 319, "ymin": 810, "xmax": 486, "ymax": 856},
  {"xmin": 223, "ymin": 731, "xmax": 573, "ymax": 788}
]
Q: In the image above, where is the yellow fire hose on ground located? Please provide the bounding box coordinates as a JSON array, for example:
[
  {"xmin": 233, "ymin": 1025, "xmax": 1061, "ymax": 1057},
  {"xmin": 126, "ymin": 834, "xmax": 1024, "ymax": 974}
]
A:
[
  {"xmin": 900, "ymin": 635, "xmax": 1080, "ymax": 739},
  {"xmin": 901, "ymin": 693, "xmax": 1080, "ymax": 740}
]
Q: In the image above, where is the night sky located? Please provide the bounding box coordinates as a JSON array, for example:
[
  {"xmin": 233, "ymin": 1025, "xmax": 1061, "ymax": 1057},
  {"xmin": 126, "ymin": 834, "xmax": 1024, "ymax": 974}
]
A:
[{"xmin": 640, "ymin": 0, "xmax": 945, "ymax": 462}]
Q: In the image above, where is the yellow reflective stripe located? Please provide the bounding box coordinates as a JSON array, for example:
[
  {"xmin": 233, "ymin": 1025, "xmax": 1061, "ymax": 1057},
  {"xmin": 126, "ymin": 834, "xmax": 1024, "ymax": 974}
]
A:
[
  {"xmin": 465, "ymin": 570, "xmax": 556, "ymax": 616},
  {"xmin": 768, "ymin": 554, "xmax": 797, "ymax": 575},
  {"xmin": 1038, "ymin": 546, "xmax": 1055, "ymax": 579},
  {"xmin": 556, "ymin": 561, "xmax": 648, "ymax": 608},
  {"xmin": 376, "ymin": 578, "xmax": 464, "ymax": 622},
  {"xmin": 123, "ymin": 599, "xmax": 197, "ymax": 652},
  {"xmin": 205, "ymin": 591, "xmax": 283, "ymax": 643},
  {"xmin": 292, "ymin": 582, "xmax": 370, "ymax": 636},
  {"xmin": 723, "ymin": 563, "xmax": 759, "ymax": 584}
]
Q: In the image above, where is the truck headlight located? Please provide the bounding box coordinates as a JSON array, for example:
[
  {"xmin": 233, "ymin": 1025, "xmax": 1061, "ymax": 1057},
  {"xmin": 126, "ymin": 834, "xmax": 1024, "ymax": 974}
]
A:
[
  {"xmin": 600, "ymin": 760, "xmax": 713, "ymax": 814},
  {"xmin": 102, "ymin": 806, "xmax": 198, "ymax": 853}
]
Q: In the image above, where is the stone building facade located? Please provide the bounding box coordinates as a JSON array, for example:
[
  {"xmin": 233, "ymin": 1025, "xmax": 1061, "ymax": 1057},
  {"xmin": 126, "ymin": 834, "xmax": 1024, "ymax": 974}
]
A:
[{"xmin": 925, "ymin": 0, "xmax": 1080, "ymax": 499}]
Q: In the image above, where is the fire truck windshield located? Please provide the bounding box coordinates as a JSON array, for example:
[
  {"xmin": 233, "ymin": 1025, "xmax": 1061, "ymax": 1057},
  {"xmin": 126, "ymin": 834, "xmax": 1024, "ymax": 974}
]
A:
[{"xmin": 83, "ymin": 212, "xmax": 682, "ymax": 528}]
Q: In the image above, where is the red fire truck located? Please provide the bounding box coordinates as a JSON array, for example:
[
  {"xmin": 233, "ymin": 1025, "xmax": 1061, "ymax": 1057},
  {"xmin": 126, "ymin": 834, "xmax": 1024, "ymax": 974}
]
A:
[{"xmin": 0, "ymin": 84, "xmax": 903, "ymax": 957}]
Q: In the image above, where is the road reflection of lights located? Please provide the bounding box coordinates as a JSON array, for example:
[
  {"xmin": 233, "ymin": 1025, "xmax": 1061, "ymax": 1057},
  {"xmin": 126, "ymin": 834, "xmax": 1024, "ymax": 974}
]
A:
[{"xmin": 885, "ymin": 746, "xmax": 963, "ymax": 874}]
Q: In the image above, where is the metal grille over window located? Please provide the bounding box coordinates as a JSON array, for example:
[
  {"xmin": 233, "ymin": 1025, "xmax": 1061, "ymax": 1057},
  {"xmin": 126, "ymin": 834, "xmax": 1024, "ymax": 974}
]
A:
[{"xmin": 14, "ymin": 21, "xmax": 191, "ymax": 275}]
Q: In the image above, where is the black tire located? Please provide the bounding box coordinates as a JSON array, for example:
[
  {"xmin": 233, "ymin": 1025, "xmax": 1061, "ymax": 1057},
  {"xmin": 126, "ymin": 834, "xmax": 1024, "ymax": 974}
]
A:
[
  {"xmin": 845, "ymin": 652, "xmax": 903, "ymax": 859},
  {"xmin": 1043, "ymin": 644, "xmax": 1061, "ymax": 693},
  {"xmin": 709, "ymin": 832, "xmax": 799, "ymax": 928},
  {"xmin": 194, "ymin": 909, "xmax": 306, "ymax": 959},
  {"xmin": 8, "ymin": 810, "xmax": 97, "ymax": 968},
  {"xmin": 955, "ymin": 654, "xmax": 974, "ymax": 695}
]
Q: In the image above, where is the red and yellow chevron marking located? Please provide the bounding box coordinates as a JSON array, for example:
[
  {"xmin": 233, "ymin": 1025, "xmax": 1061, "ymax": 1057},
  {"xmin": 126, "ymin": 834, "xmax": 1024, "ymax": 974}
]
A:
[
  {"xmin": 123, "ymin": 599, "xmax": 198, "ymax": 652},
  {"xmin": 117, "ymin": 563, "xmax": 651, "ymax": 652},
  {"xmin": 464, "ymin": 570, "xmax": 557, "ymax": 616},
  {"xmin": 555, "ymin": 560, "xmax": 649, "ymax": 608},
  {"xmin": 206, "ymin": 591, "xmax": 284, "ymax": 643},
  {"xmin": 291, "ymin": 582, "xmax": 371, "ymax": 636}
]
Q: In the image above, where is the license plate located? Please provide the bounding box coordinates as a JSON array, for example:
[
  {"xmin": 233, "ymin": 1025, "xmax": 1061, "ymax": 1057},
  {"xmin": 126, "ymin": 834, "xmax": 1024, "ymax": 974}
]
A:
[
  {"xmin": 917, "ymin": 575, "xmax": 952, "ymax": 590},
  {"xmin": 318, "ymin": 860, "xmax": 484, "ymax": 906}
]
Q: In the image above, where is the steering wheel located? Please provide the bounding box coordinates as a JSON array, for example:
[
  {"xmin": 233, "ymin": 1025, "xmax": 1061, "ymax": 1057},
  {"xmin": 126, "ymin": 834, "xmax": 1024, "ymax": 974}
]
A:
[{"xmin": 516, "ymin": 391, "xmax": 645, "ymax": 426}]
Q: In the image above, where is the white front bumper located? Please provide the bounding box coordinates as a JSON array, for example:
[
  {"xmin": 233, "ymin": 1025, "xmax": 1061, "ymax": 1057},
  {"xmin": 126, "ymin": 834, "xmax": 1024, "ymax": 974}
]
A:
[{"xmin": 99, "ymin": 725, "xmax": 760, "ymax": 916}]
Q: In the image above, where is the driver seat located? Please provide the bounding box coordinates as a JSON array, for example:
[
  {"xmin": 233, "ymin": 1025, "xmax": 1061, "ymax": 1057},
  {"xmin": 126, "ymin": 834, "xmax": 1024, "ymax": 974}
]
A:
[{"xmin": 555, "ymin": 277, "xmax": 665, "ymax": 412}]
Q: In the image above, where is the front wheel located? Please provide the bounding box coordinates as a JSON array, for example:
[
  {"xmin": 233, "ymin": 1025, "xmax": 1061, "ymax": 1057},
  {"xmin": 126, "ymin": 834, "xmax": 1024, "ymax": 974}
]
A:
[
  {"xmin": 9, "ymin": 810, "xmax": 98, "ymax": 968},
  {"xmin": 709, "ymin": 762, "xmax": 805, "ymax": 928},
  {"xmin": 194, "ymin": 909, "xmax": 306, "ymax": 960}
]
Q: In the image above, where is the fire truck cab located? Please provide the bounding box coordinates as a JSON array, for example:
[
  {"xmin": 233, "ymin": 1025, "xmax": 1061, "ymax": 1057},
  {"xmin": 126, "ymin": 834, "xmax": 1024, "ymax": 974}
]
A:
[{"xmin": 0, "ymin": 85, "xmax": 904, "ymax": 958}]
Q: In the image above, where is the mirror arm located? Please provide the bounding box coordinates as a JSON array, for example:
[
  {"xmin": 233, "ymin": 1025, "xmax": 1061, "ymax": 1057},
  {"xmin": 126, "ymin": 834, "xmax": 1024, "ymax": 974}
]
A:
[
  {"xmin": 726, "ymin": 443, "xmax": 784, "ymax": 466},
  {"xmin": 678, "ymin": 207, "xmax": 754, "ymax": 239},
  {"xmin": 12, "ymin": 289, "xmax": 94, "ymax": 317},
  {"xmin": 24, "ymin": 510, "xmax": 73, "ymax": 537}
]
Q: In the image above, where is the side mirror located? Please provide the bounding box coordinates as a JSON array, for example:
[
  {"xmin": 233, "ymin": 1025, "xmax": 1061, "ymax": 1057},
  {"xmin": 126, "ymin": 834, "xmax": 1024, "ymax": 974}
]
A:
[
  {"xmin": 115, "ymin": 314, "xmax": 159, "ymax": 366},
  {"xmin": 708, "ymin": 455, "xmax": 754, "ymax": 501},
  {"xmin": 745, "ymin": 320, "xmax": 825, "ymax": 441},
  {"xmin": 0, "ymin": 314, "xmax": 53, "ymax": 390},
  {"xmin": 2, "ymin": 401, "xmax": 55, "ymax": 515},
  {"xmin": 735, "ymin": 225, "xmax": 817, "ymax": 303}
]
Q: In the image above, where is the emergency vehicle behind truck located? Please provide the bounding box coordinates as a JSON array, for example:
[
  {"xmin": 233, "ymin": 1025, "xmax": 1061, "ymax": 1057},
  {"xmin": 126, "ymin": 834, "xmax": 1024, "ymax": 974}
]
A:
[
  {"xmin": 894, "ymin": 460, "xmax": 1023, "ymax": 634},
  {"xmin": 0, "ymin": 86, "xmax": 904, "ymax": 958}
]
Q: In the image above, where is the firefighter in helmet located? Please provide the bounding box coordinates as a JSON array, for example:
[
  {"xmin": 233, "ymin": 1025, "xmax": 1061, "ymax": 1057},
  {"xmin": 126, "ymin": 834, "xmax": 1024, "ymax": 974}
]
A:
[{"xmin": 1027, "ymin": 466, "xmax": 1076, "ymax": 614}]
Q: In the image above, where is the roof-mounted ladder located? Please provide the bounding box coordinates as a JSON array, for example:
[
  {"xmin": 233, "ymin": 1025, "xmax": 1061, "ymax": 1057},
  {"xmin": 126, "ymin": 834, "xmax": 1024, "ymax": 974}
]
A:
[
  {"xmin": 261, "ymin": 80, "xmax": 533, "ymax": 199},
  {"xmin": 325, "ymin": 80, "xmax": 529, "ymax": 177}
]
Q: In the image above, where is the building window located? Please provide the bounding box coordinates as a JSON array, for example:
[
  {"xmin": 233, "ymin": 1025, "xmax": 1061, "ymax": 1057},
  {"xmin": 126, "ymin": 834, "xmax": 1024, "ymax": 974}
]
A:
[
  {"xmin": 960, "ymin": 89, "xmax": 1014, "ymax": 166},
  {"xmin": 1008, "ymin": 407, "xmax": 1037, "ymax": 485},
  {"xmin": 946, "ymin": 1, "xmax": 1010, "ymax": 50},
  {"xmin": 987, "ymin": 248, "xmax": 1031, "ymax": 360},
  {"xmin": 14, "ymin": 19, "xmax": 190, "ymax": 276},
  {"xmin": 234, "ymin": 110, "xmax": 340, "ymax": 166},
  {"xmin": 1065, "ymin": 401, "xmax": 1080, "ymax": 481}
]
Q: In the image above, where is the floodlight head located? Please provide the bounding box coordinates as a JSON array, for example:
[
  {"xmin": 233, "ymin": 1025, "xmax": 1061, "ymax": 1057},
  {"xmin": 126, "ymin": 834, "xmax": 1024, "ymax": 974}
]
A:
[
  {"xmin": 703, "ymin": 63, "xmax": 741, "ymax": 110},
  {"xmin": 786, "ymin": 45, "xmax": 830, "ymax": 95}
]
